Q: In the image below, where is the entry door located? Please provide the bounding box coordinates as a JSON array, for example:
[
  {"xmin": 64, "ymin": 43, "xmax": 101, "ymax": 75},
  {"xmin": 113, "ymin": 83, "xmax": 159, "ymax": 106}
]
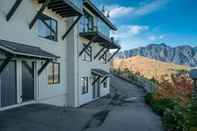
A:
[
  {"xmin": 22, "ymin": 61, "xmax": 34, "ymax": 102},
  {"xmin": 0, "ymin": 61, "xmax": 17, "ymax": 107},
  {"xmin": 92, "ymin": 76, "xmax": 100, "ymax": 99}
]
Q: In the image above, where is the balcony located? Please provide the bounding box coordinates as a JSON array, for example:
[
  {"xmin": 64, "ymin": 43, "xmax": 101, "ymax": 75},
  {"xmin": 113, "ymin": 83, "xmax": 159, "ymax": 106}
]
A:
[
  {"xmin": 37, "ymin": 0, "xmax": 83, "ymax": 17},
  {"xmin": 79, "ymin": 25, "xmax": 120, "ymax": 49}
]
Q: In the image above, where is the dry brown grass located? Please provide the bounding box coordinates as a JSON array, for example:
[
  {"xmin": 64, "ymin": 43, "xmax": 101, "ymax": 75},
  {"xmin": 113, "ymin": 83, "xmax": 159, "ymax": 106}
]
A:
[{"xmin": 112, "ymin": 56, "xmax": 189, "ymax": 82}]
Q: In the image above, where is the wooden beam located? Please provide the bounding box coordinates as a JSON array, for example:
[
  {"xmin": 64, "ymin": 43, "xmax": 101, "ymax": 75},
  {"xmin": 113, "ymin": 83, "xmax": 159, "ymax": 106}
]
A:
[
  {"xmin": 99, "ymin": 48, "xmax": 109, "ymax": 60},
  {"xmin": 79, "ymin": 35, "xmax": 97, "ymax": 56},
  {"xmin": 38, "ymin": 60, "xmax": 50, "ymax": 76},
  {"xmin": 62, "ymin": 15, "xmax": 81, "ymax": 40},
  {"xmin": 92, "ymin": 75, "xmax": 101, "ymax": 85},
  {"xmin": 107, "ymin": 48, "xmax": 120, "ymax": 62},
  {"xmin": 101, "ymin": 76, "xmax": 108, "ymax": 84},
  {"xmin": 0, "ymin": 57, "xmax": 12, "ymax": 74},
  {"xmin": 6, "ymin": 0, "xmax": 23, "ymax": 21},
  {"xmin": 94, "ymin": 47, "xmax": 105, "ymax": 60},
  {"xmin": 29, "ymin": 0, "xmax": 50, "ymax": 29}
]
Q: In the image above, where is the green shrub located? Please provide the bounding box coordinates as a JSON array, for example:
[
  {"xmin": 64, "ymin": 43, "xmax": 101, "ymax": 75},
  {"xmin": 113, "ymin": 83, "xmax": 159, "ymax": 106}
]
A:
[
  {"xmin": 145, "ymin": 93, "xmax": 177, "ymax": 116},
  {"xmin": 162, "ymin": 106, "xmax": 190, "ymax": 131}
]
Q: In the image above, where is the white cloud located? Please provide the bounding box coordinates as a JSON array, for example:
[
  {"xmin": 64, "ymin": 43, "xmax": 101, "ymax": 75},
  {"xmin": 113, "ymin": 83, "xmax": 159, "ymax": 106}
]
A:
[
  {"xmin": 135, "ymin": 0, "xmax": 171, "ymax": 16},
  {"xmin": 111, "ymin": 25, "xmax": 149, "ymax": 39},
  {"xmin": 107, "ymin": 5, "xmax": 134, "ymax": 18},
  {"xmin": 148, "ymin": 35, "xmax": 165, "ymax": 41},
  {"xmin": 106, "ymin": 0, "xmax": 171, "ymax": 19},
  {"xmin": 129, "ymin": 25, "xmax": 149, "ymax": 35}
]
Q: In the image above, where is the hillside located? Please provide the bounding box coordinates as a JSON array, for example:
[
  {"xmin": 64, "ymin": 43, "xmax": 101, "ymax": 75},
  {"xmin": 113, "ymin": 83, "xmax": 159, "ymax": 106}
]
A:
[
  {"xmin": 112, "ymin": 56, "xmax": 189, "ymax": 81},
  {"xmin": 115, "ymin": 43, "xmax": 197, "ymax": 67}
]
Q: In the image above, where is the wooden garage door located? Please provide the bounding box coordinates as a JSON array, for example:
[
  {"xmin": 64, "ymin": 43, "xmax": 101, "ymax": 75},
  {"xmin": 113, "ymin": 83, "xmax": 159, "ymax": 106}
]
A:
[{"xmin": 0, "ymin": 61, "xmax": 17, "ymax": 107}]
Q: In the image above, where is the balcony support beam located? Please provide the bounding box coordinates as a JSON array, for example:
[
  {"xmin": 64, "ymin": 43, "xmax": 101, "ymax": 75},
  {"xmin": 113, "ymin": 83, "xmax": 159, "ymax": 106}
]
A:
[
  {"xmin": 62, "ymin": 15, "xmax": 81, "ymax": 40},
  {"xmin": 6, "ymin": 0, "xmax": 23, "ymax": 21},
  {"xmin": 107, "ymin": 48, "xmax": 120, "ymax": 62},
  {"xmin": 99, "ymin": 48, "xmax": 109, "ymax": 60},
  {"xmin": 94, "ymin": 47, "xmax": 105, "ymax": 60},
  {"xmin": 79, "ymin": 35, "xmax": 97, "ymax": 56},
  {"xmin": 29, "ymin": 0, "xmax": 50, "ymax": 29}
]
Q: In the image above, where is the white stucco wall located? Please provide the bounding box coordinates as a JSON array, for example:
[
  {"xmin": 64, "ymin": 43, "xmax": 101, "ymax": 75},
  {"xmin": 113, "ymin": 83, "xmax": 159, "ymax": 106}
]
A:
[
  {"xmin": 77, "ymin": 37, "xmax": 110, "ymax": 106},
  {"xmin": 0, "ymin": 0, "xmax": 68, "ymax": 107}
]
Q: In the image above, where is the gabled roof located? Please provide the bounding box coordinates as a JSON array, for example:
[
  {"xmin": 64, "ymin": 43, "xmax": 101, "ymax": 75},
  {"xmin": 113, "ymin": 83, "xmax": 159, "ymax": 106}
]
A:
[
  {"xmin": 83, "ymin": 0, "xmax": 117, "ymax": 31},
  {"xmin": 0, "ymin": 39, "xmax": 59, "ymax": 60}
]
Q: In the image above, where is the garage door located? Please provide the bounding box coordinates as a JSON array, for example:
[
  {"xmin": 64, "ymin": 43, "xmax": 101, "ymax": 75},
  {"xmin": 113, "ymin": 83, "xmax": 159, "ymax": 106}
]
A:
[{"xmin": 0, "ymin": 61, "xmax": 17, "ymax": 107}]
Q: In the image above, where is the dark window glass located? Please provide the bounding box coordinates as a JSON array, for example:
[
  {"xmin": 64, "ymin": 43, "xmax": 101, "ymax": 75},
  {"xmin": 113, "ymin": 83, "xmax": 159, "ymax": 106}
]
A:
[
  {"xmin": 81, "ymin": 77, "xmax": 88, "ymax": 94},
  {"xmin": 103, "ymin": 79, "xmax": 108, "ymax": 88},
  {"xmin": 37, "ymin": 14, "xmax": 58, "ymax": 41},
  {"xmin": 48, "ymin": 63, "xmax": 60, "ymax": 85}
]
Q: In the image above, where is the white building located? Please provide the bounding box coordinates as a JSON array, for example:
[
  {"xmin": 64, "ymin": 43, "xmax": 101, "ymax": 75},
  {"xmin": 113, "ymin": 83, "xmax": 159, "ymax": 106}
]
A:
[{"xmin": 0, "ymin": 0, "xmax": 120, "ymax": 110}]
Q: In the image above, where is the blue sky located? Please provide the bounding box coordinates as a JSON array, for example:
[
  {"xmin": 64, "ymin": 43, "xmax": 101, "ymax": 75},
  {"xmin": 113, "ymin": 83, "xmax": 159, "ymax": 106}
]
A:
[{"xmin": 92, "ymin": 0, "xmax": 197, "ymax": 50}]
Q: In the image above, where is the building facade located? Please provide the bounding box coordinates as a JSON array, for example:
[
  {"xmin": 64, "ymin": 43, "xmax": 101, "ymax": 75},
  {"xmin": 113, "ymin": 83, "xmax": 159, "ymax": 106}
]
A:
[{"xmin": 0, "ymin": 0, "xmax": 120, "ymax": 110}]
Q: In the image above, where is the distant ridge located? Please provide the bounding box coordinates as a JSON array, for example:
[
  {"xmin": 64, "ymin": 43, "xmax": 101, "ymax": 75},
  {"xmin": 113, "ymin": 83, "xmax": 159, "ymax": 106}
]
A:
[
  {"xmin": 115, "ymin": 43, "xmax": 197, "ymax": 67},
  {"xmin": 112, "ymin": 56, "xmax": 189, "ymax": 81}
]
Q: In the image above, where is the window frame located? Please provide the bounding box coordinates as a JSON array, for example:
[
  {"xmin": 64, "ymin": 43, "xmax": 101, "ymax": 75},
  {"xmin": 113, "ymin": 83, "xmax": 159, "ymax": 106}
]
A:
[
  {"xmin": 103, "ymin": 79, "xmax": 108, "ymax": 88},
  {"xmin": 48, "ymin": 62, "xmax": 60, "ymax": 85},
  {"xmin": 81, "ymin": 77, "xmax": 89, "ymax": 94},
  {"xmin": 37, "ymin": 13, "xmax": 58, "ymax": 42}
]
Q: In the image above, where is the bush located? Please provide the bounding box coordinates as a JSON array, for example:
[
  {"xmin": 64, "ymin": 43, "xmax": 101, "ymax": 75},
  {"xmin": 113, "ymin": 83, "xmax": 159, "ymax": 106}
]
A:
[
  {"xmin": 162, "ymin": 106, "xmax": 190, "ymax": 131},
  {"xmin": 145, "ymin": 93, "xmax": 177, "ymax": 116}
]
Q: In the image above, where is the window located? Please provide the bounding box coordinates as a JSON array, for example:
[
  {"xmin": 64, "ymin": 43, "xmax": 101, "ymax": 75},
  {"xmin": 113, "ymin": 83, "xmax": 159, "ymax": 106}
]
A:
[
  {"xmin": 81, "ymin": 77, "xmax": 89, "ymax": 94},
  {"xmin": 103, "ymin": 79, "xmax": 108, "ymax": 88},
  {"xmin": 48, "ymin": 63, "xmax": 60, "ymax": 85},
  {"xmin": 37, "ymin": 13, "xmax": 58, "ymax": 41},
  {"xmin": 81, "ymin": 44, "xmax": 92, "ymax": 62}
]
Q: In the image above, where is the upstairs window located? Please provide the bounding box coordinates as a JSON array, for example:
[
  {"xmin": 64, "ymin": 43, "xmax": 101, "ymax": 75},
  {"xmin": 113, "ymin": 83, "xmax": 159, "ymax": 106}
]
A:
[
  {"xmin": 37, "ymin": 14, "xmax": 58, "ymax": 41},
  {"xmin": 81, "ymin": 43, "xmax": 92, "ymax": 62},
  {"xmin": 48, "ymin": 63, "xmax": 60, "ymax": 85}
]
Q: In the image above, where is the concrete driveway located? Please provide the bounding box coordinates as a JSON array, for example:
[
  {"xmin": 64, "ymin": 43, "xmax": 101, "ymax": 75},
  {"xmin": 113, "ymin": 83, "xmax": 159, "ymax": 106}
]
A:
[{"xmin": 0, "ymin": 76, "xmax": 163, "ymax": 131}]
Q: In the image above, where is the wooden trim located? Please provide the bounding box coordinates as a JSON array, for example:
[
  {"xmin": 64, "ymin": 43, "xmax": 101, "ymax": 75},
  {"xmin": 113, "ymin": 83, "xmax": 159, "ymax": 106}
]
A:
[
  {"xmin": 94, "ymin": 47, "xmax": 105, "ymax": 60},
  {"xmin": 99, "ymin": 48, "xmax": 109, "ymax": 60},
  {"xmin": 79, "ymin": 35, "xmax": 97, "ymax": 56},
  {"xmin": 62, "ymin": 15, "xmax": 81, "ymax": 40},
  {"xmin": 107, "ymin": 48, "xmax": 120, "ymax": 62},
  {"xmin": 92, "ymin": 75, "xmax": 101, "ymax": 85},
  {"xmin": 29, "ymin": 0, "xmax": 50, "ymax": 29},
  {"xmin": 6, "ymin": 0, "xmax": 23, "ymax": 21},
  {"xmin": 38, "ymin": 60, "xmax": 50, "ymax": 76},
  {"xmin": 101, "ymin": 76, "xmax": 108, "ymax": 84},
  {"xmin": 0, "ymin": 56, "xmax": 12, "ymax": 74}
]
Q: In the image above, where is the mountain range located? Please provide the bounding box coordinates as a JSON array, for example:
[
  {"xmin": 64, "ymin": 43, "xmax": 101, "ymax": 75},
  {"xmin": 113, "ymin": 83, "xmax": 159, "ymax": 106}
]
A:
[{"xmin": 115, "ymin": 43, "xmax": 197, "ymax": 67}]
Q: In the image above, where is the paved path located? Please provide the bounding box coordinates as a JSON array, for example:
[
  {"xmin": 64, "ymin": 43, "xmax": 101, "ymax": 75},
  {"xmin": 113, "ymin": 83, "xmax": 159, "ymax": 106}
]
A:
[
  {"xmin": 83, "ymin": 76, "xmax": 163, "ymax": 131},
  {"xmin": 0, "ymin": 76, "xmax": 163, "ymax": 131}
]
